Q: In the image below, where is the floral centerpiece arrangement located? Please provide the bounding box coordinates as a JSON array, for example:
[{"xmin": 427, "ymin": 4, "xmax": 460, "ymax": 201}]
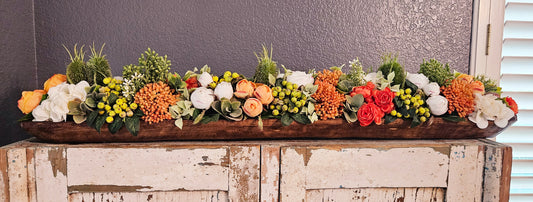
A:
[{"xmin": 17, "ymin": 44, "xmax": 518, "ymax": 141}]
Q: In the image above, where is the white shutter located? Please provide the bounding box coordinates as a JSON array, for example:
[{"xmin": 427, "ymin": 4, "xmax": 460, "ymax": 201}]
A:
[{"xmin": 496, "ymin": 0, "xmax": 533, "ymax": 201}]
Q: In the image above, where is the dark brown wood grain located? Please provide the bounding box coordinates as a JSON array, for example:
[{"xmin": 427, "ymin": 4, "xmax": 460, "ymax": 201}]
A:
[{"xmin": 20, "ymin": 116, "xmax": 517, "ymax": 143}]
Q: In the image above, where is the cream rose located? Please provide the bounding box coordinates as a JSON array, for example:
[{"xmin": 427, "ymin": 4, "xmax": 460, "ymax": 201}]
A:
[
  {"xmin": 198, "ymin": 72, "xmax": 213, "ymax": 87},
  {"xmin": 214, "ymin": 82, "xmax": 233, "ymax": 100},
  {"xmin": 190, "ymin": 87, "xmax": 215, "ymax": 109},
  {"xmin": 426, "ymin": 95, "xmax": 448, "ymax": 116}
]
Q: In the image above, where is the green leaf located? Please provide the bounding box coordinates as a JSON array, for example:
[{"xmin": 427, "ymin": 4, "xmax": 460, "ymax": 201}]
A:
[
  {"xmin": 175, "ymin": 118, "xmax": 183, "ymax": 129},
  {"xmin": 108, "ymin": 93, "xmax": 118, "ymax": 105},
  {"xmin": 404, "ymin": 79, "xmax": 418, "ymax": 92},
  {"xmin": 108, "ymin": 118, "xmax": 124, "ymax": 134},
  {"xmin": 291, "ymin": 113, "xmax": 311, "ymax": 124},
  {"xmin": 85, "ymin": 97, "xmax": 96, "ymax": 108},
  {"xmin": 384, "ymin": 114, "xmax": 397, "ymax": 124},
  {"xmin": 258, "ymin": 116, "xmax": 263, "ymax": 131},
  {"xmin": 193, "ymin": 110, "xmax": 206, "ymax": 124},
  {"xmin": 86, "ymin": 110, "xmax": 99, "ymax": 127},
  {"xmin": 308, "ymin": 112, "xmax": 318, "ymax": 123},
  {"xmin": 344, "ymin": 111, "xmax": 358, "ymax": 123},
  {"xmin": 200, "ymin": 113, "xmax": 219, "ymax": 124},
  {"xmin": 18, "ymin": 112, "xmax": 34, "ymax": 122},
  {"xmin": 441, "ymin": 114, "xmax": 465, "ymax": 122},
  {"xmin": 268, "ymin": 74, "xmax": 276, "ymax": 86},
  {"xmin": 73, "ymin": 115, "xmax": 86, "ymax": 124},
  {"xmin": 410, "ymin": 116, "xmax": 421, "ymax": 128},
  {"xmin": 307, "ymin": 102, "xmax": 315, "ymax": 114},
  {"xmin": 94, "ymin": 115, "xmax": 106, "ymax": 133},
  {"xmin": 281, "ymin": 113, "xmax": 293, "ymax": 126},
  {"xmin": 125, "ymin": 116, "xmax": 140, "ymax": 136}
]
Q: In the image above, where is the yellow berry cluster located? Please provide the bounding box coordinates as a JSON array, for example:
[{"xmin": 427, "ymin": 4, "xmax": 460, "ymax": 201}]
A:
[
  {"xmin": 390, "ymin": 88, "xmax": 430, "ymax": 122},
  {"xmin": 209, "ymin": 71, "xmax": 240, "ymax": 88},
  {"xmin": 97, "ymin": 77, "xmax": 138, "ymax": 123}
]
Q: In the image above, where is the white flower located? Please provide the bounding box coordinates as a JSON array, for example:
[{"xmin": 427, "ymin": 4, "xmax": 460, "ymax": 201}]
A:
[
  {"xmin": 190, "ymin": 87, "xmax": 215, "ymax": 109},
  {"xmin": 32, "ymin": 81, "xmax": 89, "ymax": 122},
  {"xmin": 198, "ymin": 72, "xmax": 213, "ymax": 87},
  {"xmin": 69, "ymin": 81, "xmax": 90, "ymax": 101},
  {"xmin": 32, "ymin": 101, "xmax": 51, "ymax": 122},
  {"xmin": 423, "ymin": 82, "xmax": 440, "ymax": 97},
  {"xmin": 468, "ymin": 93, "xmax": 516, "ymax": 129},
  {"xmin": 214, "ymin": 82, "xmax": 234, "ymax": 100},
  {"xmin": 406, "ymin": 73, "xmax": 429, "ymax": 89},
  {"xmin": 364, "ymin": 72, "xmax": 378, "ymax": 84},
  {"xmin": 287, "ymin": 71, "xmax": 314, "ymax": 87},
  {"xmin": 426, "ymin": 95, "xmax": 448, "ymax": 116}
]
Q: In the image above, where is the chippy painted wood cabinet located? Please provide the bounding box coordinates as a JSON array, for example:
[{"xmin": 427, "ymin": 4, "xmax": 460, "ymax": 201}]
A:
[{"xmin": 0, "ymin": 139, "xmax": 511, "ymax": 202}]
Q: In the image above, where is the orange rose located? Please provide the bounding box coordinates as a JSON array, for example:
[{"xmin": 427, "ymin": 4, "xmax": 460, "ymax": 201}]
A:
[
  {"xmin": 457, "ymin": 74, "xmax": 473, "ymax": 83},
  {"xmin": 44, "ymin": 74, "xmax": 67, "ymax": 92},
  {"xmin": 17, "ymin": 90, "xmax": 46, "ymax": 114},
  {"xmin": 243, "ymin": 98, "xmax": 263, "ymax": 117},
  {"xmin": 471, "ymin": 80, "xmax": 485, "ymax": 95},
  {"xmin": 253, "ymin": 85, "xmax": 274, "ymax": 105},
  {"xmin": 234, "ymin": 79, "xmax": 256, "ymax": 99}
]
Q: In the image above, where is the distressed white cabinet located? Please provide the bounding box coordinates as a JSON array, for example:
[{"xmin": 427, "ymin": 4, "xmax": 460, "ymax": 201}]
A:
[{"xmin": 0, "ymin": 139, "xmax": 511, "ymax": 202}]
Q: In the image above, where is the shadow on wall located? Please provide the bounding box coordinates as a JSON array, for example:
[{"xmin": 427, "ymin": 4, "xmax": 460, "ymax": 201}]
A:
[{"xmin": 2, "ymin": 0, "xmax": 473, "ymax": 146}]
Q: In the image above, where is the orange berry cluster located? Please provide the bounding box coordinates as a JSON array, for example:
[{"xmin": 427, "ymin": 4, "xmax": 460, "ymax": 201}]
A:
[
  {"xmin": 134, "ymin": 81, "xmax": 178, "ymax": 124},
  {"xmin": 312, "ymin": 69, "xmax": 345, "ymax": 120},
  {"xmin": 314, "ymin": 69, "xmax": 342, "ymax": 86},
  {"xmin": 441, "ymin": 79, "xmax": 475, "ymax": 118}
]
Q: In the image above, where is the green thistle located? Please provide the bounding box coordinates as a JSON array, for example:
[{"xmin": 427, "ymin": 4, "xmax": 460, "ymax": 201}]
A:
[
  {"xmin": 64, "ymin": 44, "xmax": 87, "ymax": 84},
  {"xmin": 87, "ymin": 43, "xmax": 112, "ymax": 85},
  {"xmin": 252, "ymin": 45, "xmax": 278, "ymax": 84}
]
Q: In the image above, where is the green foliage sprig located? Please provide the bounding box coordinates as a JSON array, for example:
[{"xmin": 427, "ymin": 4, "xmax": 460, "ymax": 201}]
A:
[
  {"xmin": 418, "ymin": 59, "xmax": 454, "ymax": 86},
  {"xmin": 475, "ymin": 75, "xmax": 501, "ymax": 94},
  {"xmin": 378, "ymin": 54, "xmax": 406, "ymax": 87},
  {"xmin": 122, "ymin": 48, "xmax": 171, "ymax": 100}
]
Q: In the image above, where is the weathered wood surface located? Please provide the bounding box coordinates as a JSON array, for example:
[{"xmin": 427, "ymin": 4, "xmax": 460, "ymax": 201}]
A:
[
  {"xmin": 306, "ymin": 188, "xmax": 445, "ymax": 202},
  {"xmin": 260, "ymin": 145, "xmax": 280, "ymax": 202},
  {"xmin": 280, "ymin": 146, "xmax": 449, "ymax": 201},
  {"xmin": 67, "ymin": 147, "xmax": 230, "ymax": 192},
  {"xmin": 0, "ymin": 139, "xmax": 512, "ymax": 202},
  {"xmin": 20, "ymin": 116, "xmax": 517, "ymax": 143},
  {"xmin": 68, "ymin": 191, "xmax": 228, "ymax": 202}
]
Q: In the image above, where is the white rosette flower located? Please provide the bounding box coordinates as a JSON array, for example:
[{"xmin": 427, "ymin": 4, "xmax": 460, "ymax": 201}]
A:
[
  {"xmin": 406, "ymin": 73, "xmax": 429, "ymax": 89},
  {"xmin": 198, "ymin": 72, "xmax": 213, "ymax": 87},
  {"xmin": 426, "ymin": 95, "xmax": 448, "ymax": 116},
  {"xmin": 468, "ymin": 93, "xmax": 516, "ymax": 129},
  {"xmin": 286, "ymin": 71, "xmax": 314, "ymax": 87},
  {"xmin": 214, "ymin": 82, "xmax": 234, "ymax": 100},
  {"xmin": 32, "ymin": 81, "xmax": 90, "ymax": 122},
  {"xmin": 32, "ymin": 101, "xmax": 51, "ymax": 122},
  {"xmin": 423, "ymin": 82, "xmax": 440, "ymax": 97},
  {"xmin": 190, "ymin": 87, "xmax": 215, "ymax": 109}
]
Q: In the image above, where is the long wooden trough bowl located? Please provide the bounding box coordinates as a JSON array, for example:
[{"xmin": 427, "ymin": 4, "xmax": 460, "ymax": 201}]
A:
[{"xmin": 20, "ymin": 116, "xmax": 517, "ymax": 143}]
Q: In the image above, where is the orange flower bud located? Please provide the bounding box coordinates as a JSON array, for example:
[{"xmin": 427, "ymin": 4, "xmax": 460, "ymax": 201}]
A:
[
  {"xmin": 456, "ymin": 74, "xmax": 473, "ymax": 83},
  {"xmin": 17, "ymin": 90, "xmax": 46, "ymax": 114},
  {"xmin": 471, "ymin": 80, "xmax": 485, "ymax": 95},
  {"xmin": 234, "ymin": 79, "xmax": 256, "ymax": 99},
  {"xmin": 44, "ymin": 74, "xmax": 67, "ymax": 92},
  {"xmin": 243, "ymin": 98, "xmax": 263, "ymax": 117},
  {"xmin": 253, "ymin": 85, "xmax": 274, "ymax": 105}
]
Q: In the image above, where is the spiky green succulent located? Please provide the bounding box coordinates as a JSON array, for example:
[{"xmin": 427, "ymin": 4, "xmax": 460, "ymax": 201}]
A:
[
  {"xmin": 378, "ymin": 54, "xmax": 406, "ymax": 86},
  {"xmin": 87, "ymin": 43, "xmax": 112, "ymax": 85},
  {"xmin": 64, "ymin": 44, "xmax": 87, "ymax": 84},
  {"xmin": 252, "ymin": 45, "xmax": 278, "ymax": 84}
]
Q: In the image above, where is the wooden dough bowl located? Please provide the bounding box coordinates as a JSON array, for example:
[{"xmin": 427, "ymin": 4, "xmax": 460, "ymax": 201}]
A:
[{"xmin": 19, "ymin": 116, "xmax": 517, "ymax": 143}]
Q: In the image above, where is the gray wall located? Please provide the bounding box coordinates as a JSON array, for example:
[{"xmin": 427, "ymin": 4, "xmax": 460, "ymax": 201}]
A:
[
  {"xmin": 1, "ymin": 0, "xmax": 37, "ymax": 146},
  {"xmin": 2, "ymin": 0, "xmax": 473, "ymax": 146}
]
